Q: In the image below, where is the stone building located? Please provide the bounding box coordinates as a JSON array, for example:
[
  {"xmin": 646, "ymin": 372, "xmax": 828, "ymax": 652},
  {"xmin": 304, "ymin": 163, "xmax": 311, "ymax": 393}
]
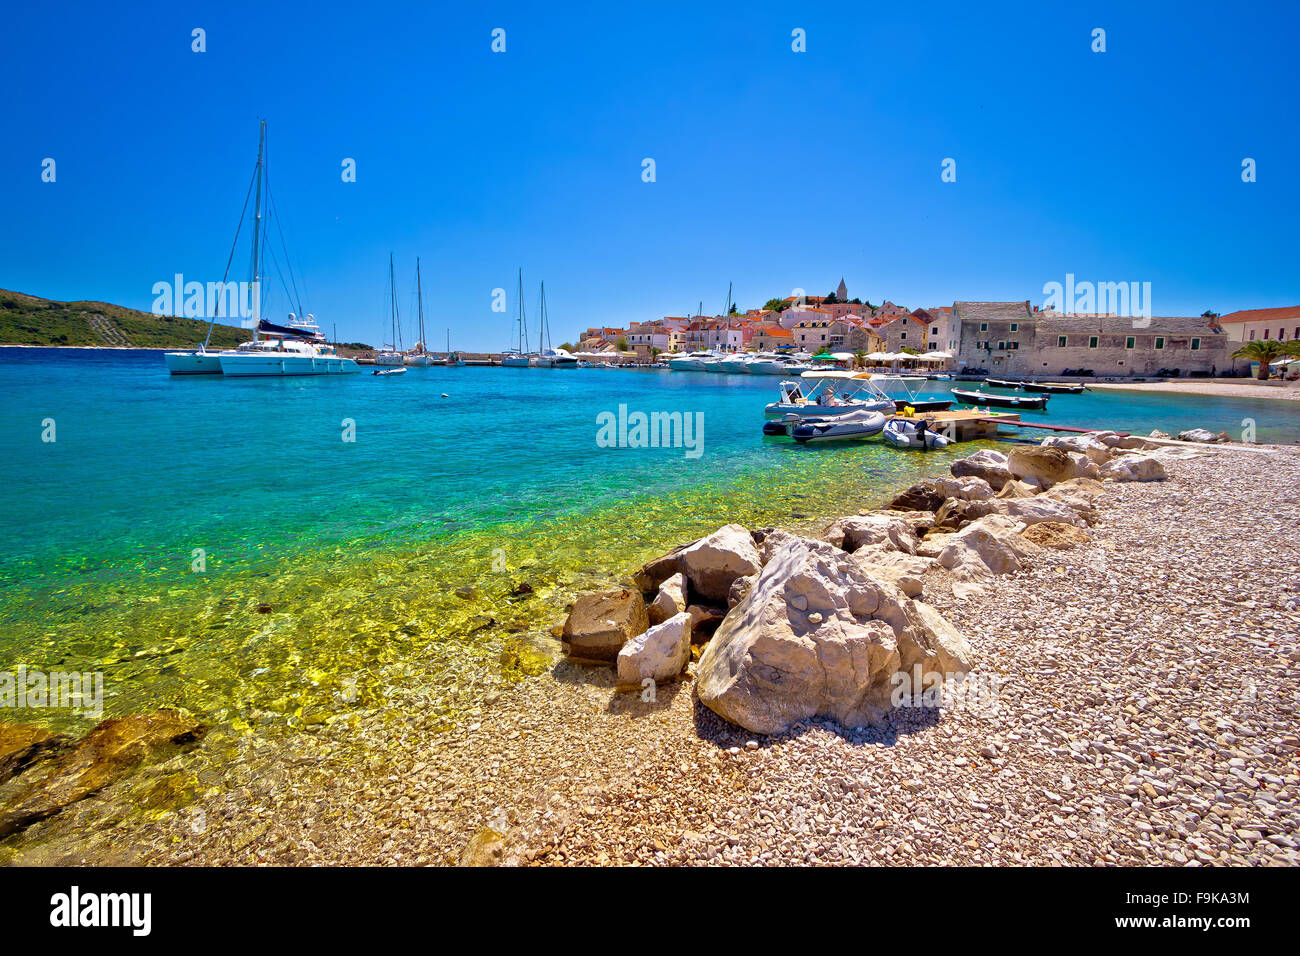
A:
[{"xmin": 953, "ymin": 301, "xmax": 1226, "ymax": 376}]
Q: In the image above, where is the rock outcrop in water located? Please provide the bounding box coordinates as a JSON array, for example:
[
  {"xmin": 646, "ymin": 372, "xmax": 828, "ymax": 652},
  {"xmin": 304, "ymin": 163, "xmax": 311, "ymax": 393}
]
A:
[{"xmin": 0, "ymin": 710, "xmax": 205, "ymax": 839}]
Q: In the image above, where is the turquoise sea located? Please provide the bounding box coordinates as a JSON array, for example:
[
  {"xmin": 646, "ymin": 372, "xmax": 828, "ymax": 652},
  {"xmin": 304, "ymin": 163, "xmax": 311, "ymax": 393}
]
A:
[{"xmin": 2, "ymin": 347, "xmax": 1297, "ymax": 734}]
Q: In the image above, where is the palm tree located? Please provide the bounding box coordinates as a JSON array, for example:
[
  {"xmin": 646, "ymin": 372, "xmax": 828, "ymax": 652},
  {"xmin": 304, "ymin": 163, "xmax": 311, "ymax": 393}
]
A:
[
  {"xmin": 852, "ymin": 349, "xmax": 867, "ymax": 370},
  {"xmin": 1231, "ymin": 339, "xmax": 1300, "ymax": 380}
]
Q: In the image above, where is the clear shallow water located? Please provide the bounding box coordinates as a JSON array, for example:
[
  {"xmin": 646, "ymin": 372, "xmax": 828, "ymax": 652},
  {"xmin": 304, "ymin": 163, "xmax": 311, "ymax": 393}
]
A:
[{"xmin": 1, "ymin": 348, "xmax": 1296, "ymax": 734}]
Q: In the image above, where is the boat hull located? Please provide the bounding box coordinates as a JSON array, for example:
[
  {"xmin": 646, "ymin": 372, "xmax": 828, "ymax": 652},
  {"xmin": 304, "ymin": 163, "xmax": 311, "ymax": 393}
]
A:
[
  {"xmin": 164, "ymin": 351, "xmax": 224, "ymax": 375},
  {"xmin": 951, "ymin": 388, "xmax": 1048, "ymax": 410},
  {"xmin": 218, "ymin": 354, "xmax": 360, "ymax": 376},
  {"xmin": 764, "ymin": 398, "xmax": 894, "ymax": 417},
  {"xmin": 882, "ymin": 419, "xmax": 952, "ymax": 450},
  {"xmin": 404, "ymin": 354, "xmax": 433, "ymax": 366},
  {"xmin": 374, "ymin": 353, "xmax": 404, "ymax": 367},
  {"xmin": 792, "ymin": 411, "xmax": 887, "ymax": 444},
  {"xmin": 500, "ymin": 357, "xmax": 531, "ymax": 367}
]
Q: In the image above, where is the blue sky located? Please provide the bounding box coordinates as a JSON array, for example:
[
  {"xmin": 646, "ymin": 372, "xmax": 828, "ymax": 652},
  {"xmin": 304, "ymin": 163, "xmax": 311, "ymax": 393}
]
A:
[{"xmin": 2, "ymin": 0, "xmax": 1297, "ymax": 349}]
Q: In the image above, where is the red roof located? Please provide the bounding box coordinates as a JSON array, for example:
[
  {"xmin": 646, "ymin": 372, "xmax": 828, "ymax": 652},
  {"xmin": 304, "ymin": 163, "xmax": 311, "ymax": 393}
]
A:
[{"xmin": 1217, "ymin": 306, "xmax": 1300, "ymax": 325}]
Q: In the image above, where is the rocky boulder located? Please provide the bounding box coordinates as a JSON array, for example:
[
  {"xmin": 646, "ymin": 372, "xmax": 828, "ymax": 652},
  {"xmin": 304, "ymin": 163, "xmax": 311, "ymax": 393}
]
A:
[
  {"xmin": 0, "ymin": 710, "xmax": 206, "ymax": 839},
  {"xmin": 679, "ymin": 524, "xmax": 762, "ymax": 604},
  {"xmin": 887, "ymin": 476, "xmax": 994, "ymax": 512},
  {"xmin": 562, "ymin": 588, "xmax": 649, "ymax": 662},
  {"xmin": 647, "ymin": 572, "xmax": 686, "ymax": 625},
  {"xmin": 617, "ymin": 611, "xmax": 691, "ymax": 686},
  {"xmin": 996, "ymin": 478, "xmax": 1038, "ymax": 499},
  {"xmin": 960, "ymin": 496, "xmax": 1089, "ymax": 528},
  {"xmin": 697, "ymin": 537, "xmax": 974, "ymax": 735},
  {"xmin": 1177, "ymin": 428, "xmax": 1229, "ymax": 444},
  {"xmin": 950, "ymin": 449, "xmax": 1013, "ymax": 491},
  {"xmin": 1040, "ymin": 434, "xmax": 1113, "ymax": 464},
  {"xmin": 1007, "ymin": 445, "xmax": 1079, "ymax": 489},
  {"xmin": 1098, "ymin": 454, "xmax": 1167, "ymax": 482},
  {"xmin": 822, "ymin": 513, "xmax": 920, "ymax": 555},
  {"xmin": 937, "ymin": 514, "xmax": 1041, "ymax": 582},
  {"xmin": 632, "ymin": 546, "xmax": 686, "ymax": 594},
  {"xmin": 853, "ymin": 548, "xmax": 931, "ymax": 598}
]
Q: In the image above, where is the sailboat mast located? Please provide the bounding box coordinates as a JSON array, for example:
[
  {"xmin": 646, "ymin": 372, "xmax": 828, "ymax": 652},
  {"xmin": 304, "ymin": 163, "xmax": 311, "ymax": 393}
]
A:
[
  {"xmin": 388, "ymin": 253, "xmax": 398, "ymax": 351},
  {"xmin": 250, "ymin": 120, "xmax": 266, "ymax": 341},
  {"xmin": 518, "ymin": 268, "xmax": 529, "ymax": 354},
  {"xmin": 540, "ymin": 281, "xmax": 550, "ymax": 352},
  {"xmin": 416, "ymin": 256, "xmax": 425, "ymax": 353}
]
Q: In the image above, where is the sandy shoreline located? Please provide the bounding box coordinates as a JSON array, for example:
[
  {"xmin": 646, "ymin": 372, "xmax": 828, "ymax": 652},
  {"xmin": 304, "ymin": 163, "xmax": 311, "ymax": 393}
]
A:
[
  {"xmin": 4, "ymin": 440, "xmax": 1297, "ymax": 867},
  {"xmin": 1090, "ymin": 380, "xmax": 1300, "ymax": 402}
]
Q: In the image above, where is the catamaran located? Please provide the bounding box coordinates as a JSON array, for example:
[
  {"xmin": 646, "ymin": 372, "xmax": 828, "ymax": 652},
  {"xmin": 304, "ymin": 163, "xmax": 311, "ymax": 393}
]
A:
[
  {"xmin": 166, "ymin": 122, "xmax": 358, "ymax": 378},
  {"xmin": 501, "ymin": 268, "xmax": 532, "ymax": 367},
  {"xmin": 218, "ymin": 315, "xmax": 359, "ymax": 376}
]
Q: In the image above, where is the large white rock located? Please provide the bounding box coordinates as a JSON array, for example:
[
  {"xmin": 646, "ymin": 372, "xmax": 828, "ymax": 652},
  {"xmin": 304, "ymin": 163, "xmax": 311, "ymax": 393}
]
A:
[
  {"xmin": 822, "ymin": 513, "xmax": 920, "ymax": 555},
  {"xmin": 696, "ymin": 537, "xmax": 974, "ymax": 734},
  {"xmin": 678, "ymin": 524, "xmax": 762, "ymax": 603},
  {"xmin": 648, "ymin": 572, "xmax": 686, "ymax": 625},
  {"xmin": 1040, "ymin": 434, "xmax": 1114, "ymax": 464},
  {"xmin": 1007, "ymin": 445, "xmax": 1083, "ymax": 489},
  {"xmin": 1098, "ymin": 453, "xmax": 1167, "ymax": 482},
  {"xmin": 617, "ymin": 612, "xmax": 691, "ymax": 685},
  {"xmin": 936, "ymin": 476, "xmax": 996, "ymax": 501},
  {"xmin": 964, "ymin": 496, "xmax": 1089, "ymax": 528},
  {"xmin": 950, "ymin": 449, "xmax": 1013, "ymax": 491},
  {"xmin": 937, "ymin": 514, "xmax": 1041, "ymax": 581},
  {"xmin": 853, "ymin": 548, "xmax": 933, "ymax": 598}
]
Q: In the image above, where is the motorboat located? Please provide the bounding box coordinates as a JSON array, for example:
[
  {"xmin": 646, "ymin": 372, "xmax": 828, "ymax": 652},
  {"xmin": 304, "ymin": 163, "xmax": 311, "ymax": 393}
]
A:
[
  {"xmin": 983, "ymin": 378, "xmax": 1085, "ymax": 394},
  {"xmin": 668, "ymin": 350, "xmax": 718, "ymax": 371},
  {"xmin": 882, "ymin": 417, "xmax": 952, "ymax": 450},
  {"xmin": 764, "ymin": 370, "xmax": 896, "ymax": 417},
  {"xmin": 748, "ymin": 353, "xmax": 810, "ymax": 376},
  {"xmin": 711, "ymin": 354, "xmax": 752, "ymax": 374},
  {"xmin": 217, "ymin": 317, "xmax": 361, "ymax": 376},
  {"xmin": 373, "ymin": 366, "xmax": 406, "ymax": 377},
  {"xmin": 791, "ymin": 409, "xmax": 888, "ymax": 444},
  {"xmin": 951, "ymin": 388, "xmax": 1049, "ymax": 410},
  {"xmin": 866, "ymin": 374, "xmax": 954, "ymax": 414}
]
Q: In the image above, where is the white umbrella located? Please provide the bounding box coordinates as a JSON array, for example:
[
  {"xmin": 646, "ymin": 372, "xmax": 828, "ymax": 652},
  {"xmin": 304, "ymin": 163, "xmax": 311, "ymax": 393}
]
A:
[
  {"xmin": 913, "ymin": 352, "xmax": 947, "ymax": 362},
  {"xmin": 865, "ymin": 351, "xmax": 891, "ymax": 361}
]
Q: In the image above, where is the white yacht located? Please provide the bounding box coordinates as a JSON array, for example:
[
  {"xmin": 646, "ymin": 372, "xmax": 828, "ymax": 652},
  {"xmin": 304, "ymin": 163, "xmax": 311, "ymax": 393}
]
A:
[
  {"xmin": 668, "ymin": 350, "xmax": 719, "ymax": 371},
  {"xmin": 218, "ymin": 316, "xmax": 360, "ymax": 376},
  {"xmin": 712, "ymin": 354, "xmax": 752, "ymax": 374}
]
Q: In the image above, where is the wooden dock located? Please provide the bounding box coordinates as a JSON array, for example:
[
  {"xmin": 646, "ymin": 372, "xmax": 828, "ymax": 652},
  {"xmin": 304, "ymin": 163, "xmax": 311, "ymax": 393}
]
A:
[{"xmin": 891, "ymin": 409, "xmax": 1124, "ymax": 441}]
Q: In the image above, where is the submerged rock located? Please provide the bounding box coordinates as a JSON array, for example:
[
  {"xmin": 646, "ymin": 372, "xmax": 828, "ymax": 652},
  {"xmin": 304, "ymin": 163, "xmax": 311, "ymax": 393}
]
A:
[
  {"xmin": 617, "ymin": 611, "xmax": 691, "ymax": 685},
  {"xmin": 0, "ymin": 723, "xmax": 71, "ymax": 785},
  {"xmin": 696, "ymin": 536, "xmax": 974, "ymax": 735},
  {"xmin": 561, "ymin": 589, "xmax": 648, "ymax": 662},
  {"xmin": 0, "ymin": 710, "xmax": 206, "ymax": 839},
  {"xmin": 459, "ymin": 826, "xmax": 506, "ymax": 866},
  {"xmin": 1177, "ymin": 428, "xmax": 1229, "ymax": 444}
]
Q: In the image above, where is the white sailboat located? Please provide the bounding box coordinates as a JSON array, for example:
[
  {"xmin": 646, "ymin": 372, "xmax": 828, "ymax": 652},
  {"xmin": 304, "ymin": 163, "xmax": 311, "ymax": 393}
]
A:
[
  {"xmin": 404, "ymin": 258, "xmax": 433, "ymax": 366},
  {"xmin": 530, "ymin": 281, "xmax": 578, "ymax": 368},
  {"xmin": 374, "ymin": 255, "xmax": 405, "ymax": 367},
  {"xmin": 500, "ymin": 268, "xmax": 532, "ymax": 367}
]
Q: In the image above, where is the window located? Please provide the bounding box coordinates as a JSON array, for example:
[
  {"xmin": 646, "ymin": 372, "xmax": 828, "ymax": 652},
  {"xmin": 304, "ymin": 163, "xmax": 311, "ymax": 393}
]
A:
[
  {"xmin": 1008, "ymin": 341, "xmax": 1019, "ymax": 350},
  {"xmin": 1058, "ymin": 336, "xmax": 1067, "ymax": 347},
  {"xmin": 931, "ymin": 326, "xmax": 939, "ymax": 336},
  {"xmin": 900, "ymin": 332, "xmax": 907, "ymax": 340},
  {"xmin": 1155, "ymin": 337, "xmax": 1165, "ymax": 349},
  {"xmin": 1191, "ymin": 338, "xmax": 1200, "ymax": 351},
  {"xmin": 996, "ymin": 341, "xmax": 1005, "ymax": 350},
  {"xmin": 1249, "ymin": 330, "xmax": 1256, "ymax": 341},
  {"xmin": 1010, "ymin": 323, "xmax": 1018, "ymax": 332},
  {"xmin": 1088, "ymin": 336, "xmax": 1099, "ymax": 349},
  {"xmin": 1264, "ymin": 330, "xmax": 1271, "ymax": 339},
  {"xmin": 979, "ymin": 322, "xmax": 988, "ymax": 332},
  {"xmin": 1125, "ymin": 336, "xmax": 1135, "ymax": 349},
  {"xmin": 977, "ymin": 340, "xmax": 989, "ymax": 349}
]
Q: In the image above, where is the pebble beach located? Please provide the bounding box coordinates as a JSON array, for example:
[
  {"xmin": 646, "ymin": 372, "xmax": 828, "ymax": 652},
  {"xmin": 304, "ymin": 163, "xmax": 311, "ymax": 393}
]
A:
[{"xmin": 8, "ymin": 439, "xmax": 1296, "ymax": 867}]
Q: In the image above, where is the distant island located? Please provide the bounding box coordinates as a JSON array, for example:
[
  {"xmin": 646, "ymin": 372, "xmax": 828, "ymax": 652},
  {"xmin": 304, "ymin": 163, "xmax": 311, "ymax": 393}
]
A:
[{"xmin": 0, "ymin": 289, "xmax": 249, "ymax": 349}]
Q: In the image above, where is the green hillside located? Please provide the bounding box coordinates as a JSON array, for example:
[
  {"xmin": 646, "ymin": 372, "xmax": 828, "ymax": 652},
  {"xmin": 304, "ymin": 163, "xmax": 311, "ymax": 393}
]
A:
[{"xmin": 0, "ymin": 289, "xmax": 249, "ymax": 348}]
